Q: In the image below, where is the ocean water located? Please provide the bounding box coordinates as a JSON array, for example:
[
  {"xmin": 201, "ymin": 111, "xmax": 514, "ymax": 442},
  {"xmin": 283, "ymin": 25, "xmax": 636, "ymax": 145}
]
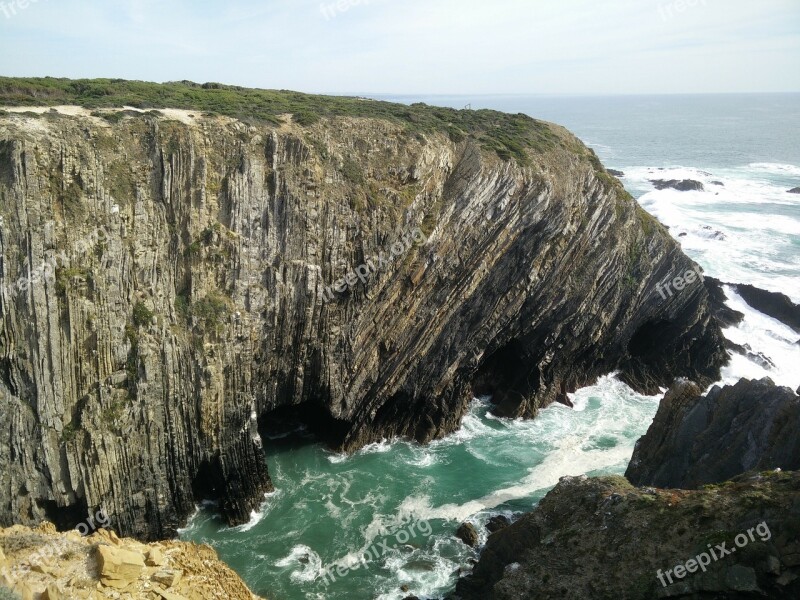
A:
[{"xmin": 181, "ymin": 94, "xmax": 800, "ymax": 600}]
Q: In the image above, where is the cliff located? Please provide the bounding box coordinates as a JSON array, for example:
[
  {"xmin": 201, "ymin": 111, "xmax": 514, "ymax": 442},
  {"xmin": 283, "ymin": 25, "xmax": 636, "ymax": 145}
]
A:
[
  {"xmin": 627, "ymin": 378, "xmax": 800, "ymax": 489},
  {"xmin": 0, "ymin": 522, "xmax": 263, "ymax": 599},
  {"xmin": 0, "ymin": 79, "xmax": 727, "ymax": 540},
  {"xmin": 450, "ymin": 472, "xmax": 800, "ymax": 599}
]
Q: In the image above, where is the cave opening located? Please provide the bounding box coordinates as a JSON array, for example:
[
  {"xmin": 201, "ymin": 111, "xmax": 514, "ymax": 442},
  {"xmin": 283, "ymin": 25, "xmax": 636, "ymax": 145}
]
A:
[
  {"xmin": 257, "ymin": 400, "xmax": 352, "ymax": 451},
  {"xmin": 36, "ymin": 497, "xmax": 89, "ymax": 533}
]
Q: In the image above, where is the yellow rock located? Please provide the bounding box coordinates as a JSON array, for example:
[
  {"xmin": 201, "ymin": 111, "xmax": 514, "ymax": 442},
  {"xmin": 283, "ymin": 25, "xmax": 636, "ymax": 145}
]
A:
[{"xmin": 96, "ymin": 544, "xmax": 145, "ymax": 588}]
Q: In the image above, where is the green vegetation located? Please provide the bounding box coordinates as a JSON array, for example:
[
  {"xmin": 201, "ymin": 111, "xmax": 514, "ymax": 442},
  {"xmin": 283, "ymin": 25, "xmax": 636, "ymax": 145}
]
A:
[
  {"xmin": 0, "ymin": 77, "xmax": 561, "ymax": 163},
  {"xmin": 192, "ymin": 292, "xmax": 230, "ymax": 329},
  {"xmin": 0, "ymin": 585, "xmax": 21, "ymax": 600},
  {"xmin": 132, "ymin": 301, "xmax": 154, "ymax": 327},
  {"xmin": 55, "ymin": 266, "xmax": 89, "ymax": 297}
]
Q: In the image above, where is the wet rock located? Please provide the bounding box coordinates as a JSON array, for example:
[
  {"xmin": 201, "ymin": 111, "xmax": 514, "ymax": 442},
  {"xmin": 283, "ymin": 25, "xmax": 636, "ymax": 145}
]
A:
[
  {"xmin": 607, "ymin": 169, "xmax": 625, "ymax": 177},
  {"xmin": 711, "ymin": 180, "xmax": 724, "ymax": 186},
  {"xmin": 704, "ymin": 277, "xmax": 745, "ymax": 328},
  {"xmin": 486, "ymin": 515, "xmax": 511, "ymax": 534},
  {"xmin": 788, "ymin": 187, "xmax": 800, "ymax": 194},
  {"xmin": 730, "ymin": 283, "xmax": 800, "ymax": 332},
  {"xmin": 456, "ymin": 522, "xmax": 480, "ymax": 547},
  {"xmin": 649, "ymin": 179, "xmax": 705, "ymax": 192}
]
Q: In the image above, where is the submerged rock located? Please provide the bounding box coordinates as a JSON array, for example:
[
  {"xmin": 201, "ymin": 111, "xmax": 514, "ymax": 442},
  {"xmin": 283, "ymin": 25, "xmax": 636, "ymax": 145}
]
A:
[
  {"xmin": 450, "ymin": 472, "xmax": 800, "ymax": 599},
  {"xmin": 626, "ymin": 378, "xmax": 800, "ymax": 489}
]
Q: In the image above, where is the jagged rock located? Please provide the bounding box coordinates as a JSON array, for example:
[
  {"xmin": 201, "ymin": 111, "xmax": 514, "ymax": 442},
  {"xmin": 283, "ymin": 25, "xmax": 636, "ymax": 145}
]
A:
[
  {"xmin": 151, "ymin": 569, "xmax": 182, "ymax": 588},
  {"xmin": 486, "ymin": 516, "xmax": 510, "ymax": 534},
  {"xmin": 41, "ymin": 585, "xmax": 62, "ymax": 600},
  {"xmin": 0, "ymin": 106, "xmax": 727, "ymax": 539},
  {"xmin": 607, "ymin": 169, "xmax": 624, "ymax": 177},
  {"xmin": 704, "ymin": 277, "xmax": 745, "ymax": 328},
  {"xmin": 649, "ymin": 179, "xmax": 705, "ymax": 192},
  {"xmin": 450, "ymin": 472, "xmax": 800, "ymax": 599},
  {"xmin": 97, "ymin": 545, "xmax": 145, "ymax": 588},
  {"xmin": 788, "ymin": 187, "xmax": 800, "ymax": 194},
  {"xmin": 145, "ymin": 547, "xmax": 165, "ymax": 567},
  {"xmin": 0, "ymin": 524, "xmax": 262, "ymax": 599},
  {"xmin": 456, "ymin": 522, "xmax": 479, "ymax": 547},
  {"xmin": 731, "ymin": 283, "xmax": 800, "ymax": 332},
  {"xmin": 626, "ymin": 378, "xmax": 800, "ymax": 488}
]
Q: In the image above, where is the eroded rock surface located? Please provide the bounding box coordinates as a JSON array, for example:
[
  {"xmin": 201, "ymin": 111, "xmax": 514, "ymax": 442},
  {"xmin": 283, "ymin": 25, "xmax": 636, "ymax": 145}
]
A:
[
  {"xmin": 0, "ymin": 523, "xmax": 263, "ymax": 599},
  {"xmin": 0, "ymin": 107, "xmax": 726, "ymax": 539},
  {"xmin": 451, "ymin": 472, "xmax": 800, "ymax": 600},
  {"xmin": 626, "ymin": 378, "xmax": 800, "ymax": 489}
]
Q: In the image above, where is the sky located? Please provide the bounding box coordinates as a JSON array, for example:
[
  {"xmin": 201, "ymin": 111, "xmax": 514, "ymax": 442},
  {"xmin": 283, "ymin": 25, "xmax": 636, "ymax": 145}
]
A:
[{"xmin": 0, "ymin": 0, "xmax": 798, "ymax": 95}]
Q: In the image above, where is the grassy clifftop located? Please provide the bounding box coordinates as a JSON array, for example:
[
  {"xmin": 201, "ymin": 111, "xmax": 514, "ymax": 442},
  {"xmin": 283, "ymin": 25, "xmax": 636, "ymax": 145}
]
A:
[{"xmin": 0, "ymin": 76, "xmax": 560, "ymax": 163}]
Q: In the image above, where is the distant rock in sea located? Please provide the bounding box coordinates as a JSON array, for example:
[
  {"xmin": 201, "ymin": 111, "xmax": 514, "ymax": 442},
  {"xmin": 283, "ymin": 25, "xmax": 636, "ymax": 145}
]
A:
[
  {"xmin": 649, "ymin": 179, "xmax": 705, "ymax": 192},
  {"xmin": 788, "ymin": 187, "xmax": 800, "ymax": 194}
]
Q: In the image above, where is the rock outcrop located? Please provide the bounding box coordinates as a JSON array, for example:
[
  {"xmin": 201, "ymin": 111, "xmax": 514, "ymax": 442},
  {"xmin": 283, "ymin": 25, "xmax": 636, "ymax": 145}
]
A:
[
  {"xmin": 451, "ymin": 472, "xmax": 800, "ymax": 600},
  {"xmin": 649, "ymin": 179, "xmax": 705, "ymax": 192},
  {"xmin": 626, "ymin": 378, "xmax": 800, "ymax": 489},
  {"xmin": 787, "ymin": 187, "xmax": 800, "ymax": 194},
  {"xmin": 730, "ymin": 283, "xmax": 800, "ymax": 333},
  {"xmin": 0, "ymin": 522, "xmax": 263, "ymax": 599},
  {"xmin": 0, "ymin": 92, "xmax": 726, "ymax": 539}
]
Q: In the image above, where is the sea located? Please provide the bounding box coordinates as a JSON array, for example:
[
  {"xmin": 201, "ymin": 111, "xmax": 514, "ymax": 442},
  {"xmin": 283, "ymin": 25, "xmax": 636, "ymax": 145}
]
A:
[{"xmin": 180, "ymin": 93, "xmax": 800, "ymax": 600}]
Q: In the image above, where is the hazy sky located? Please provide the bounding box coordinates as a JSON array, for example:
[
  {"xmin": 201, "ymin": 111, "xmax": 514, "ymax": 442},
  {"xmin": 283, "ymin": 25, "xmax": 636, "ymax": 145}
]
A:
[{"xmin": 0, "ymin": 0, "xmax": 798, "ymax": 95}]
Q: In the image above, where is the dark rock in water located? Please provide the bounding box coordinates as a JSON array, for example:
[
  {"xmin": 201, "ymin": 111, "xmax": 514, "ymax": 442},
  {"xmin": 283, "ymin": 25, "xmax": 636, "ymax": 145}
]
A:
[
  {"xmin": 731, "ymin": 283, "xmax": 800, "ymax": 332},
  {"xmin": 649, "ymin": 179, "xmax": 705, "ymax": 192},
  {"xmin": 711, "ymin": 180, "xmax": 724, "ymax": 186},
  {"xmin": 486, "ymin": 515, "xmax": 510, "ymax": 533},
  {"xmin": 677, "ymin": 232, "xmax": 687, "ymax": 237},
  {"xmin": 456, "ymin": 522, "xmax": 480, "ymax": 547},
  {"xmin": 607, "ymin": 169, "xmax": 625, "ymax": 177},
  {"xmin": 788, "ymin": 187, "xmax": 800, "ymax": 194},
  {"xmin": 402, "ymin": 596, "xmax": 420, "ymax": 600},
  {"xmin": 725, "ymin": 340, "xmax": 776, "ymax": 370},
  {"xmin": 450, "ymin": 472, "xmax": 800, "ymax": 600},
  {"xmin": 704, "ymin": 277, "xmax": 745, "ymax": 328},
  {"xmin": 626, "ymin": 378, "xmax": 800, "ymax": 489}
]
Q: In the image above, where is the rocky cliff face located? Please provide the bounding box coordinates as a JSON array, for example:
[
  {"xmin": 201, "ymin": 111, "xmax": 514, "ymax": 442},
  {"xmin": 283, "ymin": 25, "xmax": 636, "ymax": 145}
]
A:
[
  {"xmin": 626, "ymin": 377, "xmax": 800, "ymax": 489},
  {"xmin": 450, "ymin": 472, "xmax": 800, "ymax": 600},
  {"xmin": 0, "ymin": 106, "xmax": 727, "ymax": 540}
]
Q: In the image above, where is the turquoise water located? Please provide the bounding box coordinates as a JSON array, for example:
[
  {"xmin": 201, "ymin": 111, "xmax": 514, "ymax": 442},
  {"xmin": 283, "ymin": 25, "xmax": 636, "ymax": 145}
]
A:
[
  {"xmin": 182, "ymin": 378, "xmax": 660, "ymax": 600},
  {"xmin": 181, "ymin": 94, "xmax": 800, "ymax": 600}
]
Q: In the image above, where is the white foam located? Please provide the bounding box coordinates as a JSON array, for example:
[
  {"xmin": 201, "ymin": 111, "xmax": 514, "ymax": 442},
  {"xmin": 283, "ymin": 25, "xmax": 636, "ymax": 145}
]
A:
[
  {"xmin": 720, "ymin": 287, "xmax": 800, "ymax": 390},
  {"xmin": 748, "ymin": 162, "xmax": 800, "ymax": 177}
]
